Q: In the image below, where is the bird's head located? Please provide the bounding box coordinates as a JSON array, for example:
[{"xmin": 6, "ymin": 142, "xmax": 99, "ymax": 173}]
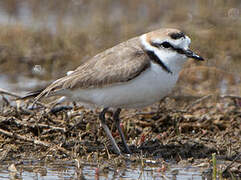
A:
[{"xmin": 141, "ymin": 28, "xmax": 203, "ymax": 73}]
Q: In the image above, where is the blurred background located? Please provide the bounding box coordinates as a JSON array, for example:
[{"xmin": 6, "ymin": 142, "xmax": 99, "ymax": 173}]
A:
[{"xmin": 0, "ymin": 0, "xmax": 240, "ymax": 97}]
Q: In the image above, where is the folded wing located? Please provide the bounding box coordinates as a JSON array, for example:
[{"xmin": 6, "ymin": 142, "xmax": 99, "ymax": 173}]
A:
[{"xmin": 34, "ymin": 41, "xmax": 150, "ymax": 102}]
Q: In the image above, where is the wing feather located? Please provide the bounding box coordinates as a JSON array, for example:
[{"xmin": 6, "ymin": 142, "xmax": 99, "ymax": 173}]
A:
[{"xmin": 34, "ymin": 38, "xmax": 150, "ymax": 102}]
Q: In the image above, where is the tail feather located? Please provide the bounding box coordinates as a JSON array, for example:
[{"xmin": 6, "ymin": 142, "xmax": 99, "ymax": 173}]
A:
[
  {"xmin": 20, "ymin": 88, "xmax": 45, "ymax": 100},
  {"xmin": 21, "ymin": 76, "xmax": 68, "ymax": 104},
  {"xmin": 32, "ymin": 80, "xmax": 64, "ymax": 105}
]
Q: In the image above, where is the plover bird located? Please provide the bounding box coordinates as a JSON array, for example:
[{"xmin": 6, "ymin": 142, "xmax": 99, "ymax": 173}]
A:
[{"xmin": 26, "ymin": 28, "xmax": 203, "ymax": 155}]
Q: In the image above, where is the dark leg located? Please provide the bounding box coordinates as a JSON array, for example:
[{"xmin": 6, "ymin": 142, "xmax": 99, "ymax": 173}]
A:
[
  {"xmin": 99, "ymin": 108, "xmax": 121, "ymax": 155},
  {"xmin": 113, "ymin": 108, "xmax": 131, "ymax": 154}
]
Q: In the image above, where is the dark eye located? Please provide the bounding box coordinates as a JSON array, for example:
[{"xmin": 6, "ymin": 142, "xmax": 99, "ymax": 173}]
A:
[
  {"xmin": 160, "ymin": 42, "xmax": 172, "ymax": 48},
  {"xmin": 151, "ymin": 41, "xmax": 173, "ymax": 49}
]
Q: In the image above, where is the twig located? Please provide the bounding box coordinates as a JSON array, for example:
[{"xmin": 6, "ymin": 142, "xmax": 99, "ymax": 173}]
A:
[
  {"xmin": 26, "ymin": 99, "xmax": 48, "ymax": 109},
  {"xmin": 220, "ymin": 95, "xmax": 241, "ymax": 100},
  {"xmin": 50, "ymin": 106, "xmax": 73, "ymax": 114},
  {"xmin": 65, "ymin": 114, "xmax": 84, "ymax": 133},
  {"xmin": 0, "ymin": 128, "xmax": 49, "ymax": 146},
  {"xmin": 222, "ymin": 151, "xmax": 241, "ymax": 174},
  {"xmin": 0, "ymin": 145, "xmax": 12, "ymax": 162},
  {"xmin": 104, "ymin": 143, "xmax": 111, "ymax": 160},
  {"xmin": 5, "ymin": 117, "xmax": 66, "ymax": 133},
  {"xmin": 0, "ymin": 88, "xmax": 21, "ymax": 98},
  {"xmin": 0, "ymin": 128, "xmax": 71, "ymax": 157},
  {"xmin": 184, "ymin": 94, "xmax": 212, "ymax": 111}
]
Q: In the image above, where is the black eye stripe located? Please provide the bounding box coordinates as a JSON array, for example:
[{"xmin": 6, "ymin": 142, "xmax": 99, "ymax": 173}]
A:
[
  {"xmin": 151, "ymin": 42, "xmax": 173, "ymax": 49},
  {"xmin": 151, "ymin": 41, "xmax": 186, "ymax": 55}
]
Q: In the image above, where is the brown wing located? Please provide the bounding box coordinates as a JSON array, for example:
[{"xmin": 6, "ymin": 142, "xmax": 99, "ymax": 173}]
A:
[{"xmin": 34, "ymin": 38, "xmax": 150, "ymax": 102}]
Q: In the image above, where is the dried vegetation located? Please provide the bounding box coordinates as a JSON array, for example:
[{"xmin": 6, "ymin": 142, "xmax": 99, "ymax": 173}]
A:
[{"xmin": 0, "ymin": 0, "xmax": 241, "ymax": 178}]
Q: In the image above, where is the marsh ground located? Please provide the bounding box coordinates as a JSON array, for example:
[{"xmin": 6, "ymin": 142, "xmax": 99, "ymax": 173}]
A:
[{"xmin": 0, "ymin": 0, "xmax": 240, "ymax": 179}]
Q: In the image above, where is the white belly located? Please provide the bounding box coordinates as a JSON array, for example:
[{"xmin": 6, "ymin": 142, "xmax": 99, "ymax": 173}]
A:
[{"xmin": 67, "ymin": 63, "xmax": 179, "ymax": 108}]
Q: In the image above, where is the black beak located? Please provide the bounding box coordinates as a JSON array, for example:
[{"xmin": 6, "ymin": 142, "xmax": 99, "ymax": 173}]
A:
[{"xmin": 185, "ymin": 49, "xmax": 204, "ymax": 61}]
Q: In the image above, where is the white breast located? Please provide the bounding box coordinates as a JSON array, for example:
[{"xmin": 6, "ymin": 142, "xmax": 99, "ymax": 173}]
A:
[{"xmin": 67, "ymin": 62, "xmax": 179, "ymax": 109}]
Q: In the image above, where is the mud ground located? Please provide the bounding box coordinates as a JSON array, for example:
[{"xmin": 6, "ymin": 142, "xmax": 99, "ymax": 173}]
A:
[{"xmin": 0, "ymin": 94, "xmax": 240, "ymax": 178}]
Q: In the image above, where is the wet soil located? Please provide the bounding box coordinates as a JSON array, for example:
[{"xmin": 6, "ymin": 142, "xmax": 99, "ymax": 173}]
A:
[{"xmin": 0, "ymin": 95, "xmax": 240, "ymax": 178}]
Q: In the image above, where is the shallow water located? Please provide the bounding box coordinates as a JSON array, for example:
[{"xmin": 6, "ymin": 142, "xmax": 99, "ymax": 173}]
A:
[{"xmin": 0, "ymin": 160, "xmax": 205, "ymax": 180}]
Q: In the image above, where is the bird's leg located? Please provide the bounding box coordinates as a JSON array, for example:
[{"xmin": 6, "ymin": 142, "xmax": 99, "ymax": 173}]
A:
[
  {"xmin": 113, "ymin": 108, "xmax": 131, "ymax": 154},
  {"xmin": 99, "ymin": 108, "xmax": 121, "ymax": 155}
]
